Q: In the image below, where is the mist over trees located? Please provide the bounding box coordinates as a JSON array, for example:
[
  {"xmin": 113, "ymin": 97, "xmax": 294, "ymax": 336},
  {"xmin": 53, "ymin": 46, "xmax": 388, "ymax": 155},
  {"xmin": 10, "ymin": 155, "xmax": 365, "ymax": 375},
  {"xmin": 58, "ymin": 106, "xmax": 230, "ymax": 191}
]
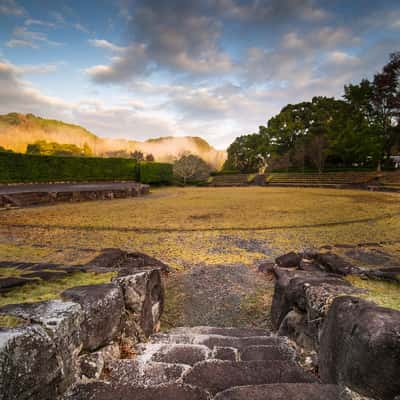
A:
[{"xmin": 225, "ymin": 52, "xmax": 400, "ymax": 172}]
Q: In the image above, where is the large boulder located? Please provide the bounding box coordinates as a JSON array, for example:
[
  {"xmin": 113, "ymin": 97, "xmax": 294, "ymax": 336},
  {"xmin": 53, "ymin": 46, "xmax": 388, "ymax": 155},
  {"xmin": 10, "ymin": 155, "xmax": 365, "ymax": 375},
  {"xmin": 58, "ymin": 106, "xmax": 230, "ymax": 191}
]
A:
[
  {"xmin": 0, "ymin": 300, "xmax": 83, "ymax": 392},
  {"xmin": 319, "ymin": 296, "xmax": 400, "ymax": 400},
  {"xmin": 113, "ymin": 269, "xmax": 164, "ymax": 337},
  {"xmin": 276, "ymin": 252, "xmax": 302, "ymax": 268},
  {"xmin": 364, "ymin": 266, "xmax": 400, "ymax": 284},
  {"xmin": 0, "ymin": 325, "xmax": 61, "ymax": 400},
  {"xmin": 271, "ymin": 268, "xmax": 351, "ymax": 329},
  {"xmin": 313, "ymin": 253, "xmax": 361, "ymax": 275},
  {"xmin": 84, "ymin": 248, "xmax": 127, "ymax": 272},
  {"xmin": 62, "ymin": 283, "xmax": 124, "ymax": 351},
  {"xmin": 84, "ymin": 248, "xmax": 170, "ymax": 275}
]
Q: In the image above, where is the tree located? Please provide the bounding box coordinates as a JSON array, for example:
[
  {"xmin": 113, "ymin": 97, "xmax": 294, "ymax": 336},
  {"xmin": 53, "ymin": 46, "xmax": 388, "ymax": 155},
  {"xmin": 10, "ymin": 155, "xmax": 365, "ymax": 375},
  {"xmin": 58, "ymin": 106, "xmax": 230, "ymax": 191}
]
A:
[
  {"xmin": 82, "ymin": 142, "xmax": 93, "ymax": 157},
  {"xmin": 0, "ymin": 146, "xmax": 13, "ymax": 153},
  {"xmin": 26, "ymin": 141, "xmax": 85, "ymax": 157},
  {"xmin": 308, "ymin": 135, "xmax": 329, "ymax": 173},
  {"xmin": 344, "ymin": 52, "xmax": 400, "ymax": 169},
  {"xmin": 226, "ymin": 127, "xmax": 274, "ymax": 172},
  {"xmin": 372, "ymin": 52, "xmax": 400, "ymax": 167},
  {"xmin": 131, "ymin": 150, "xmax": 144, "ymax": 161},
  {"xmin": 173, "ymin": 154, "xmax": 211, "ymax": 185},
  {"xmin": 104, "ymin": 150, "xmax": 131, "ymax": 158},
  {"xmin": 145, "ymin": 153, "xmax": 155, "ymax": 161}
]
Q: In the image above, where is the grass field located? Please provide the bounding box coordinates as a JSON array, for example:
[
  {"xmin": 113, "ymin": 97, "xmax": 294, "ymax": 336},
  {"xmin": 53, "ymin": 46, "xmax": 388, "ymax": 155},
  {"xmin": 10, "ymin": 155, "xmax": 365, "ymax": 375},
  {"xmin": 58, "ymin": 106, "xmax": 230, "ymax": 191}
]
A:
[
  {"xmin": 1, "ymin": 187, "xmax": 400, "ymax": 322},
  {"xmin": 1, "ymin": 187, "xmax": 400, "ymax": 268}
]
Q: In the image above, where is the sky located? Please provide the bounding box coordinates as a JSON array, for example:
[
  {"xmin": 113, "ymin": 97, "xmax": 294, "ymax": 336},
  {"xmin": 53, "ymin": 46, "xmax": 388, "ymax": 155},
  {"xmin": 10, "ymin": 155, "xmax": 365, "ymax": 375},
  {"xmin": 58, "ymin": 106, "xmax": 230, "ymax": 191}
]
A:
[{"xmin": 0, "ymin": 0, "xmax": 399, "ymax": 149}]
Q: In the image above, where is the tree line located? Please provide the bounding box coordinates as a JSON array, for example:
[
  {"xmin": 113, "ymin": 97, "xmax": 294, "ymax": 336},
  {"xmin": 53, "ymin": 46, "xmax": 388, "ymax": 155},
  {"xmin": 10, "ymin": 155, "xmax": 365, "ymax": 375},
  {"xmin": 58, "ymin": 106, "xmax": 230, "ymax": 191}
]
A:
[{"xmin": 225, "ymin": 52, "xmax": 400, "ymax": 173}]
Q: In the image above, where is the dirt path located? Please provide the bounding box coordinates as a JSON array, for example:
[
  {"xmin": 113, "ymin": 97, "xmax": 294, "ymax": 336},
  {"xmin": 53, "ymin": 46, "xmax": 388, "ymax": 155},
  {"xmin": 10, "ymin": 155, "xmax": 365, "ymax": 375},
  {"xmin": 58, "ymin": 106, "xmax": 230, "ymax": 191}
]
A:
[{"xmin": 161, "ymin": 263, "xmax": 274, "ymax": 330}]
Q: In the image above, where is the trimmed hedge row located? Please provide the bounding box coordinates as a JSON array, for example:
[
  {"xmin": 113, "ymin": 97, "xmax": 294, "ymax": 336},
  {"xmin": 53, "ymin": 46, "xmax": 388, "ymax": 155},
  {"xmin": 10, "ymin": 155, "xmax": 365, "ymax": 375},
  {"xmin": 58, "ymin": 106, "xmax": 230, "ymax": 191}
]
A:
[
  {"xmin": 0, "ymin": 152, "xmax": 138, "ymax": 183},
  {"xmin": 138, "ymin": 162, "xmax": 173, "ymax": 184},
  {"xmin": 0, "ymin": 152, "xmax": 174, "ymax": 184}
]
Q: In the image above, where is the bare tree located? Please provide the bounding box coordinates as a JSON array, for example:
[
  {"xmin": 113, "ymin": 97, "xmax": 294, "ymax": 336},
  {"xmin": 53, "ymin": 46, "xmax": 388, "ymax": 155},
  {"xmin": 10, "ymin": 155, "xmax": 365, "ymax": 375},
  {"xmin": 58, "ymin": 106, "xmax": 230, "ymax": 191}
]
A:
[
  {"xmin": 308, "ymin": 135, "xmax": 329, "ymax": 173},
  {"xmin": 173, "ymin": 154, "xmax": 211, "ymax": 185}
]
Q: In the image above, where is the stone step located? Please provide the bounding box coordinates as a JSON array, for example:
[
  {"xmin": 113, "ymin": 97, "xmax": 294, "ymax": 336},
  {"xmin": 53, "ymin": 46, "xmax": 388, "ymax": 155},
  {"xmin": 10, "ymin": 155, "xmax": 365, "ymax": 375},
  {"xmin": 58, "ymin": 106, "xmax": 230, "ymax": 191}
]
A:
[
  {"xmin": 62, "ymin": 325, "xmax": 342, "ymax": 400},
  {"xmin": 169, "ymin": 326, "xmax": 272, "ymax": 337},
  {"xmin": 240, "ymin": 345, "xmax": 294, "ymax": 362},
  {"xmin": 213, "ymin": 383, "xmax": 341, "ymax": 400},
  {"xmin": 147, "ymin": 344, "xmax": 210, "ymax": 366},
  {"xmin": 182, "ymin": 360, "xmax": 318, "ymax": 395},
  {"xmin": 107, "ymin": 359, "xmax": 190, "ymax": 386},
  {"xmin": 150, "ymin": 333, "xmax": 284, "ymax": 350},
  {"xmin": 64, "ymin": 382, "xmax": 211, "ymax": 400},
  {"xmin": 136, "ymin": 342, "xmax": 294, "ymax": 366}
]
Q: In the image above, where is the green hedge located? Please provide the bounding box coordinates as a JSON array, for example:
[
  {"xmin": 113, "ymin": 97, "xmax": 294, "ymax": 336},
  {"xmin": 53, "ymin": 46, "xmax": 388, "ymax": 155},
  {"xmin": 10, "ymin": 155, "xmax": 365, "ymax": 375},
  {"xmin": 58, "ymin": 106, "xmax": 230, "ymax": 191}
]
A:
[
  {"xmin": 0, "ymin": 152, "xmax": 138, "ymax": 183},
  {"xmin": 139, "ymin": 162, "xmax": 173, "ymax": 184}
]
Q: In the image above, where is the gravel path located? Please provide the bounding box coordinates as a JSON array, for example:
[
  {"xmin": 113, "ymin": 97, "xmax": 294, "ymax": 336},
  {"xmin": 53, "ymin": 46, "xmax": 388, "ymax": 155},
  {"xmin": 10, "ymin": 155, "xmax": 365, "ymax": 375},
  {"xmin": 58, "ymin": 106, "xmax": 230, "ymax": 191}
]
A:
[{"xmin": 162, "ymin": 263, "xmax": 274, "ymax": 330}]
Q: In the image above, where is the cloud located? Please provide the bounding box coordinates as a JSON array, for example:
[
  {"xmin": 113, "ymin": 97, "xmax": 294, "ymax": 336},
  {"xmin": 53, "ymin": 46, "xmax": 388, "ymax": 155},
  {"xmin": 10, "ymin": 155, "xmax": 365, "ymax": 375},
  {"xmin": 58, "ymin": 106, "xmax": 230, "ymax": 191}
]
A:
[
  {"xmin": 74, "ymin": 23, "xmax": 90, "ymax": 34},
  {"xmin": 6, "ymin": 26, "xmax": 62, "ymax": 48},
  {"xmin": 24, "ymin": 18, "xmax": 55, "ymax": 28},
  {"xmin": 88, "ymin": 39, "xmax": 126, "ymax": 52},
  {"xmin": 85, "ymin": 43, "xmax": 149, "ymax": 83},
  {"xmin": 0, "ymin": 0, "xmax": 25, "ymax": 16},
  {"xmin": 0, "ymin": 61, "xmax": 67, "ymax": 115},
  {"xmin": 0, "ymin": 59, "xmax": 178, "ymax": 142},
  {"xmin": 213, "ymin": 0, "xmax": 329, "ymax": 22},
  {"xmin": 87, "ymin": 0, "xmax": 234, "ymax": 83}
]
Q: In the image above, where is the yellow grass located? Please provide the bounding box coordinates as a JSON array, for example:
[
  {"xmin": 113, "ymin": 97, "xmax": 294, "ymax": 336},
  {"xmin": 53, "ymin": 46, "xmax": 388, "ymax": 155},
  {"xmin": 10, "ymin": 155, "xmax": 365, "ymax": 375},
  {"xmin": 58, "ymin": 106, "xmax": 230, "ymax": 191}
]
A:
[
  {"xmin": 346, "ymin": 275, "xmax": 400, "ymax": 310},
  {"xmin": 1, "ymin": 187, "xmax": 399, "ymax": 270},
  {"xmin": 0, "ymin": 271, "xmax": 117, "ymax": 309}
]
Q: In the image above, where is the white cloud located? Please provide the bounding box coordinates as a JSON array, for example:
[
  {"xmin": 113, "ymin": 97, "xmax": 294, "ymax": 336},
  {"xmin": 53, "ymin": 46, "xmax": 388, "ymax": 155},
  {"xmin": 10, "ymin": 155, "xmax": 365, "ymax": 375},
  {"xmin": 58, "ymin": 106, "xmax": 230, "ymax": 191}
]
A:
[
  {"xmin": 88, "ymin": 39, "xmax": 126, "ymax": 52},
  {"xmin": 326, "ymin": 51, "xmax": 360, "ymax": 65},
  {"xmin": 0, "ymin": 0, "xmax": 25, "ymax": 16},
  {"xmin": 24, "ymin": 18, "xmax": 55, "ymax": 28},
  {"xmin": 74, "ymin": 23, "xmax": 90, "ymax": 34},
  {"xmin": 6, "ymin": 26, "xmax": 62, "ymax": 48}
]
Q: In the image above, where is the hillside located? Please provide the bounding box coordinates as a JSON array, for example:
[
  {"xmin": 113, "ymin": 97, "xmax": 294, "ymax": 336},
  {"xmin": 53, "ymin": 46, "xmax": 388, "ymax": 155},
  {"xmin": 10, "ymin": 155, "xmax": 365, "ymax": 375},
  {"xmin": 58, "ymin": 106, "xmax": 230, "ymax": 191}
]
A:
[{"xmin": 0, "ymin": 113, "xmax": 226, "ymax": 169}]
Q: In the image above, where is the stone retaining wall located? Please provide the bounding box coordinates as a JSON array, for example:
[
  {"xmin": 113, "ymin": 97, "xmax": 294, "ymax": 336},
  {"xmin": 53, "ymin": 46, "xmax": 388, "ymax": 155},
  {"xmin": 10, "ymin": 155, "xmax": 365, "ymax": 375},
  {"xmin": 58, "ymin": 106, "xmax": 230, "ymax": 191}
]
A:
[
  {"xmin": 0, "ymin": 182, "xmax": 149, "ymax": 208},
  {"xmin": 270, "ymin": 251, "xmax": 400, "ymax": 400},
  {"xmin": 0, "ymin": 249, "xmax": 166, "ymax": 400}
]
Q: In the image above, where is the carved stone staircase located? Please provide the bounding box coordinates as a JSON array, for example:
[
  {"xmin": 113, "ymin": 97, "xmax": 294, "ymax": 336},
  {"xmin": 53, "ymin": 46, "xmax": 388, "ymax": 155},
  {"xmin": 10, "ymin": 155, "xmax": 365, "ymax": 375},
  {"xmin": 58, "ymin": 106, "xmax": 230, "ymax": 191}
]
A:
[{"xmin": 65, "ymin": 326, "xmax": 341, "ymax": 400}]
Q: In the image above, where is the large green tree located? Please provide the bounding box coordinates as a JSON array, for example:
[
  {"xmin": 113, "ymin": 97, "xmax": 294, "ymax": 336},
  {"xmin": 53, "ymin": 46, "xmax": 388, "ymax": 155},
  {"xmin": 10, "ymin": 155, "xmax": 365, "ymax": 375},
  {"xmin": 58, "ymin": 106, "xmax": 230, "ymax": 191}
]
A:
[
  {"xmin": 225, "ymin": 128, "xmax": 274, "ymax": 172},
  {"xmin": 344, "ymin": 52, "xmax": 400, "ymax": 169},
  {"xmin": 226, "ymin": 51, "xmax": 399, "ymax": 173}
]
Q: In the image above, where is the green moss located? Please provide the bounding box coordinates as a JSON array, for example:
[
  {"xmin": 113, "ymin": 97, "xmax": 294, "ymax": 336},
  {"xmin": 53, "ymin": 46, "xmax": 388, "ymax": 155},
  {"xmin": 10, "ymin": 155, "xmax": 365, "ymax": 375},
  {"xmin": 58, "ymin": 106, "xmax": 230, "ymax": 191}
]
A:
[
  {"xmin": 0, "ymin": 271, "xmax": 117, "ymax": 308},
  {"xmin": 0, "ymin": 267, "xmax": 25, "ymax": 277},
  {"xmin": 346, "ymin": 275, "xmax": 400, "ymax": 310},
  {"xmin": 0, "ymin": 314, "xmax": 26, "ymax": 328}
]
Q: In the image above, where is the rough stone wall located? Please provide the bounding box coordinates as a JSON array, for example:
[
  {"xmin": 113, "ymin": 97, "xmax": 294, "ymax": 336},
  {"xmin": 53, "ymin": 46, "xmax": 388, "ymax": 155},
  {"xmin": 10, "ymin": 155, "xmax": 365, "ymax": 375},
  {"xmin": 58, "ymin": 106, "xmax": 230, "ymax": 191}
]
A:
[
  {"xmin": 270, "ymin": 251, "xmax": 400, "ymax": 400},
  {"xmin": 0, "ymin": 182, "xmax": 150, "ymax": 208},
  {"xmin": 0, "ymin": 250, "xmax": 166, "ymax": 400}
]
